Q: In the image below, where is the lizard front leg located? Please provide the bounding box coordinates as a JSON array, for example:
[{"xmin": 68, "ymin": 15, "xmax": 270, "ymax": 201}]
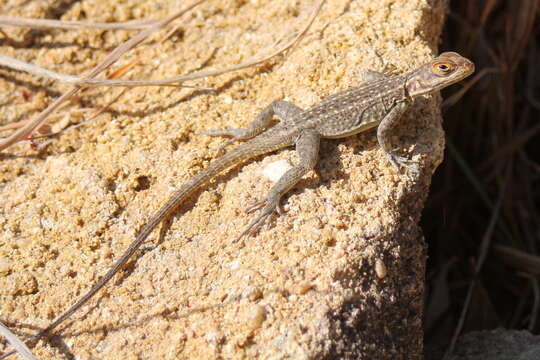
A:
[
  {"xmin": 204, "ymin": 100, "xmax": 303, "ymax": 151},
  {"xmin": 236, "ymin": 128, "xmax": 320, "ymax": 240},
  {"xmin": 376, "ymin": 101, "xmax": 415, "ymax": 170}
]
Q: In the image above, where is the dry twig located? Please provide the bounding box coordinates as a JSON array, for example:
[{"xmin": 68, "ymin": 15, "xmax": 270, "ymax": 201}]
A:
[
  {"xmin": 0, "ymin": 322, "xmax": 37, "ymax": 360},
  {"xmin": 0, "ymin": 0, "xmax": 323, "ymax": 152},
  {"xmin": 443, "ymin": 165, "xmax": 511, "ymax": 359},
  {"xmin": 0, "ymin": 14, "xmax": 160, "ymax": 30},
  {"xmin": 0, "ymin": 0, "xmax": 323, "ymax": 88},
  {"xmin": 0, "ymin": 54, "xmax": 209, "ymax": 88},
  {"xmin": 0, "ymin": 0, "xmax": 207, "ymax": 152},
  {"xmin": 0, "ymin": 1, "xmax": 325, "ymax": 357}
]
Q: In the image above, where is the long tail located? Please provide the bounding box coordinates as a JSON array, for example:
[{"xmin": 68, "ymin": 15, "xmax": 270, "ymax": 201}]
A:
[{"xmin": 3, "ymin": 137, "xmax": 286, "ymax": 355}]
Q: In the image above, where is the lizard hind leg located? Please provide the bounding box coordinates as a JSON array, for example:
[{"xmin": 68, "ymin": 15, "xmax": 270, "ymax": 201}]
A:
[
  {"xmin": 234, "ymin": 128, "xmax": 320, "ymax": 242},
  {"xmin": 203, "ymin": 100, "xmax": 304, "ymax": 153}
]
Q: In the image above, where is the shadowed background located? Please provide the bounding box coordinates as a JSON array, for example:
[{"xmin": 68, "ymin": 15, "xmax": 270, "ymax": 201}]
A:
[{"xmin": 424, "ymin": 0, "xmax": 540, "ymax": 356}]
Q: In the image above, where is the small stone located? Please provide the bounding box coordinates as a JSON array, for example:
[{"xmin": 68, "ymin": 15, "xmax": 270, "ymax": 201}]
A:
[
  {"xmin": 249, "ymin": 305, "xmax": 266, "ymax": 330},
  {"xmin": 0, "ymin": 256, "xmax": 11, "ymax": 274},
  {"xmin": 375, "ymin": 259, "xmax": 387, "ymax": 279},
  {"xmin": 262, "ymin": 160, "xmax": 293, "ymax": 182},
  {"xmin": 297, "ymin": 282, "xmax": 313, "ymax": 295}
]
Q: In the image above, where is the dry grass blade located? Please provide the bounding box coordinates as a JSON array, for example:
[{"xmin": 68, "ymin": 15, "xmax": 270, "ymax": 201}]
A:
[
  {"xmin": 425, "ymin": 0, "xmax": 540, "ymax": 354},
  {"xmin": 507, "ymin": 0, "xmax": 538, "ymax": 70},
  {"xmin": 479, "ymin": 121, "xmax": 540, "ymax": 169},
  {"xmin": 0, "ymin": 54, "xmax": 205, "ymax": 89},
  {"xmin": 442, "ymin": 67, "xmax": 499, "ymax": 107},
  {"xmin": 74, "ymin": 0, "xmax": 324, "ymax": 87},
  {"xmin": 479, "ymin": 0, "xmax": 497, "ymax": 25},
  {"xmin": 520, "ymin": 273, "xmax": 540, "ymax": 331},
  {"xmin": 0, "ymin": 53, "xmax": 80, "ymax": 83},
  {"xmin": 0, "ymin": 0, "xmax": 207, "ymax": 152},
  {"xmin": 443, "ymin": 166, "xmax": 510, "ymax": 359},
  {"xmin": 105, "ymin": 60, "xmax": 139, "ymax": 80},
  {"xmin": 0, "ymin": 0, "xmax": 323, "ymax": 89},
  {"xmin": 0, "ymin": 14, "xmax": 159, "ymax": 30},
  {"xmin": 493, "ymin": 245, "xmax": 540, "ymax": 275},
  {"xmin": 0, "ymin": 322, "xmax": 37, "ymax": 360}
]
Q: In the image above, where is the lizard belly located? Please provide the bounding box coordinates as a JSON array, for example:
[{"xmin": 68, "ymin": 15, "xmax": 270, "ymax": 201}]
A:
[{"xmin": 322, "ymin": 120, "xmax": 380, "ymax": 139}]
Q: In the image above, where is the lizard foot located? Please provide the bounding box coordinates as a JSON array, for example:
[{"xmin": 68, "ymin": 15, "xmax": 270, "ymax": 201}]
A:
[
  {"xmin": 234, "ymin": 197, "xmax": 283, "ymax": 242},
  {"xmin": 387, "ymin": 153, "xmax": 416, "ymax": 171}
]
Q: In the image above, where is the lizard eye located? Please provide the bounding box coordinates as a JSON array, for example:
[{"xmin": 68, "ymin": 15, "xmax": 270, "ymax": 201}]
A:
[{"xmin": 432, "ymin": 61, "xmax": 456, "ymax": 76}]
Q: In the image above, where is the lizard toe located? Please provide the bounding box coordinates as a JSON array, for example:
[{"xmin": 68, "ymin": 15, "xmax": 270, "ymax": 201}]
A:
[
  {"xmin": 236, "ymin": 198, "xmax": 281, "ymax": 241},
  {"xmin": 202, "ymin": 128, "xmax": 250, "ymax": 153},
  {"xmin": 245, "ymin": 199, "xmax": 266, "ymax": 214}
]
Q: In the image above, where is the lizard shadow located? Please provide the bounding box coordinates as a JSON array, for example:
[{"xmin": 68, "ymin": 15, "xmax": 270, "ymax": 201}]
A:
[
  {"xmin": 110, "ymin": 153, "xmax": 262, "ymax": 286},
  {"xmin": 99, "ymin": 135, "xmax": 350, "ymax": 291},
  {"xmin": 118, "ymin": 129, "xmax": 381, "ymax": 265},
  {"xmin": 0, "ymin": 132, "xmax": 385, "ymax": 358},
  {"xmin": 315, "ymin": 134, "xmax": 379, "ymax": 185}
]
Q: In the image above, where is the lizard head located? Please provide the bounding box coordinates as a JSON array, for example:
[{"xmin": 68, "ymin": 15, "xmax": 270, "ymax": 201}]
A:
[{"xmin": 405, "ymin": 52, "xmax": 475, "ymax": 98}]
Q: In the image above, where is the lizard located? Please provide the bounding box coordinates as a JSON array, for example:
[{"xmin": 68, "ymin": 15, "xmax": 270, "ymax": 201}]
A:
[{"xmin": 0, "ymin": 52, "xmax": 474, "ymax": 357}]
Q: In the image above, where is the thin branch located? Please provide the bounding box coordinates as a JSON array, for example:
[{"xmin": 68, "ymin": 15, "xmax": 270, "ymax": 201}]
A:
[
  {"xmin": 0, "ymin": 53, "xmax": 80, "ymax": 83},
  {"xmin": 0, "ymin": 0, "xmax": 207, "ymax": 152},
  {"xmin": 0, "ymin": 321, "xmax": 37, "ymax": 360},
  {"xmin": 0, "ymin": 53, "xmax": 206, "ymax": 89},
  {"xmin": 0, "ymin": 14, "xmax": 161, "ymax": 31},
  {"xmin": 518, "ymin": 273, "xmax": 540, "ymax": 332},
  {"xmin": 0, "ymin": 108, "xmax": 94, "ymax": 133},
  {"xmin": 77, "ymin": 0, "xmax": 325, "ymax": 87},
  {"xmin": 442, "ymin": 67, "xmax": 499, "ymax": 108},
  {"xmin": 0, "ymin": 0, "xmax": 323, "ymax": 88},
  {"xmin": 443, "ymin": 164, "xmax": 511, "ymax": 359}
]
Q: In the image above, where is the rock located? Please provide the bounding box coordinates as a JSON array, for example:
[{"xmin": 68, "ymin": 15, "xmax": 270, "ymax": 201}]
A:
[
  {"xmin": 447, "ymin": 329, "xmax": 540, "ymax": 360},
  {"xmin": 0, "ymin": 0, "xmax": 449, "ymax": 358}
]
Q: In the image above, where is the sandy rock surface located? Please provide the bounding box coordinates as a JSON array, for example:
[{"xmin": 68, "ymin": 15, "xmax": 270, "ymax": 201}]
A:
[{"xmin": 1, "ymin": 0, "xmax": 448, "ymax": 358}]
